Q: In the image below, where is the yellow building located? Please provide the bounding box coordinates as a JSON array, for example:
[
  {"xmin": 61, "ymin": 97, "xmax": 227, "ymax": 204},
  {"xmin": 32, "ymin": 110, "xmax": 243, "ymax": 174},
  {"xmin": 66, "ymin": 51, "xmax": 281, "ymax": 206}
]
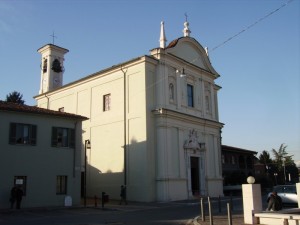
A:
[{"xmin": 34, "ymin": 21, "xmax": 224, "ymax": 202}]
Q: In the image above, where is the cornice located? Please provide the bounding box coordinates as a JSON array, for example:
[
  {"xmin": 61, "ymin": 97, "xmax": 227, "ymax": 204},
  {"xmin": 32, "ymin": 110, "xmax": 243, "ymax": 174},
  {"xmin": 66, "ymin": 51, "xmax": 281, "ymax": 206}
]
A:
[{"xmin": 152, "ymin": 108, "xmax": 224, "ymax": 129}]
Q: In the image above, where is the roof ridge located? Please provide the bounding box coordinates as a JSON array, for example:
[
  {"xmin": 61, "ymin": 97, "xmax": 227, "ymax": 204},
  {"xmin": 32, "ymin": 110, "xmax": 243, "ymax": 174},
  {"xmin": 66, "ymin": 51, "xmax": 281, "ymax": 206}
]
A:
[{"xmin": 0, "ymin": 101, "xmax": 88, "ymax": 120}]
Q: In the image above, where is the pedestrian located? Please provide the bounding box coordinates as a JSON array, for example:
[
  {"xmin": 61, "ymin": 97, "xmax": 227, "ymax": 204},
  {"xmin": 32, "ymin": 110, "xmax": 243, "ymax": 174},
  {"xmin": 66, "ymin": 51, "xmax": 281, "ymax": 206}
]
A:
[
  {"xmin": 15, "ymin": 186, "xmax": 23, "ymax": 209},
  {"xmin": 9, "ymin": 186, "xmax": 17, "ymax": 209},
  {"xmin": 267, "ymin": 191, "xmax": 282, "ymax": 211},
  {"xmin": 119, "ymin": 185, "xmax": 127, "ymax": 205}
]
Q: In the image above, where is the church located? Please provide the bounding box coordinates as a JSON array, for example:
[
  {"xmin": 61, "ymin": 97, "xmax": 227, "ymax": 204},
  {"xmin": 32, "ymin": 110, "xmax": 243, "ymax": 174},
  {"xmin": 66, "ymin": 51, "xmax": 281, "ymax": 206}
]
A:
[{"xmin": 34, "ymin": 21, "xmax": 224, "ymax": 202}]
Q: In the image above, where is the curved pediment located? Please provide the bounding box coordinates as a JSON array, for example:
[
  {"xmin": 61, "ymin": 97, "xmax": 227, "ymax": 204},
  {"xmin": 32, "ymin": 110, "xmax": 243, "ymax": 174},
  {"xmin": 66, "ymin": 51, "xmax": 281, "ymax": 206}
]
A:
[{"xmin": 166, "ymin": 37, "xmax": 219, "ymax": 77}]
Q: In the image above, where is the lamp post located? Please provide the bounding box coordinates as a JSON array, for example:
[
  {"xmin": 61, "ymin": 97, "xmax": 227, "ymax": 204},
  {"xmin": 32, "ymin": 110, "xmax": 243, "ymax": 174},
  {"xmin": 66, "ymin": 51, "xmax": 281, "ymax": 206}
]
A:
[
  {"xmin": 274, "ymin": 173, "xmax": 278, "ymax": 185},
  {"xmin": 282, "ymin": 158, "xmax": 286, "ymax": 184},
  {"xmin": 199, "ymin": 142, "xmax": 205, "ymax": 149},
  {"xmin": 176, "ymin": 68, "xmax": 186, "ymax": 77},
  {"xmin": 84, "ymin": 139, "xmax": 91, "ymax": 207}
]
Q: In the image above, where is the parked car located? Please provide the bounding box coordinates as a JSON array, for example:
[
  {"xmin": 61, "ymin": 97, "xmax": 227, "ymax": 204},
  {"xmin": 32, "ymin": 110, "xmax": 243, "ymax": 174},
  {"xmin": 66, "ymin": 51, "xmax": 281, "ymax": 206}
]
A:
[{"xmin": 268, "ymin": 185, "xmax": 298, "ymax": 204}]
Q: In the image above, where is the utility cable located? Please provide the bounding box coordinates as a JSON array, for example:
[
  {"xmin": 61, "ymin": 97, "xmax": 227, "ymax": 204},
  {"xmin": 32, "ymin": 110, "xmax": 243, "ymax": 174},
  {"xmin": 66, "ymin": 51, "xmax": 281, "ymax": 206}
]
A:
[{"xmin": 210, "ymin": 0, "xmax": 295, "ymax": 53}]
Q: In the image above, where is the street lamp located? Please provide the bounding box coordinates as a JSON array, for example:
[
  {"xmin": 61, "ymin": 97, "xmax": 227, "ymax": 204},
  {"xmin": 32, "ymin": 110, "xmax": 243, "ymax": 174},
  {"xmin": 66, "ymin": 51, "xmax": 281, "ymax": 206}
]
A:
[
  {"xmin": 282, "ymin": 158, "xmax": 286, "ymax": 184},
  {"xmin": 84, "ymin": 139, "xmax": 91, "ymax": 207},
  {"xmin": 199, "ymin": 142, "xmax": 205, "ymax": 149},
  {"xmin": 274, "ymin": 173, "xmax": 278, "ymax": 185},
  {"xmin": 176, "ymin": 68, "xmax": 186, "ymax": 77}
]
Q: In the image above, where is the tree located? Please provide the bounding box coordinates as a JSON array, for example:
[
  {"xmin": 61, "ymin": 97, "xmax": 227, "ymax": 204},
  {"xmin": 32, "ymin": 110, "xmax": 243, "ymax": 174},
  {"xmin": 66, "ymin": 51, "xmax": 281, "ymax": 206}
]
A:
[
  {"xmin": 272, "ymin": 144, "xmax": 295, "ymax": 184},
  {"xmin": 257, "ymin": 144, "xmax": 297, "ymax": 185},
  {"xmin": 272, "ymin": 144, "xmax": 293, "ymax": 171},
  {"xmin": 257, "ymin": 150, "xmax": 275, "ymax": 187},
  {"xmin": 259, "ymin": 150, "xmax": 273, "ymax": 166},
  {"xmin": 5, "ymin": 91, "xmax": 25, "ymax": 104}
]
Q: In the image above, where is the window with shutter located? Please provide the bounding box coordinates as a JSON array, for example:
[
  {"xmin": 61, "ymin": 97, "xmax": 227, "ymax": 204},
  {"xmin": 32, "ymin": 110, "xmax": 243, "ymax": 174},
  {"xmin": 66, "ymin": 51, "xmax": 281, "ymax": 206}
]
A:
[
  {"xmin": 9, "ymin": 123, "xmax": 37, "ymax": 145},
  {"xmin": 52, "ymin": 127, "xmax": 75, "ymax": 148}
]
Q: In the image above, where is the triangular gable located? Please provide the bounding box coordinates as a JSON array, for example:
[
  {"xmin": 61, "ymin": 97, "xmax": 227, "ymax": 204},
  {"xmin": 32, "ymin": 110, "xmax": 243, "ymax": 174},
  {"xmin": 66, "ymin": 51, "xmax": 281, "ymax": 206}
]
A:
[{"xmin": 166, "ymin": 37, "xmax": 219, "ymax": 77}]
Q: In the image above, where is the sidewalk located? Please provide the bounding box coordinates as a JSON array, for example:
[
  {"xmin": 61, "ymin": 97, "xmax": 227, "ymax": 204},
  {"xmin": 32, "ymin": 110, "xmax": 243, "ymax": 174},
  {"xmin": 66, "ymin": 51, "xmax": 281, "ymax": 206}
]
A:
[
  {"xmin": 82, "ymin": 197, "xmax": 163, "ymax": 211},
  {"xmin": 187, "ymin": 197, "xmax": 246, "ymax": 225},
  {"xmin": 0, "ymin": 199, "xmax": 160, "ymax": 216},
  {"xmin": 192, "ymin": 213, "xmax": 245, "ymax": 225}
]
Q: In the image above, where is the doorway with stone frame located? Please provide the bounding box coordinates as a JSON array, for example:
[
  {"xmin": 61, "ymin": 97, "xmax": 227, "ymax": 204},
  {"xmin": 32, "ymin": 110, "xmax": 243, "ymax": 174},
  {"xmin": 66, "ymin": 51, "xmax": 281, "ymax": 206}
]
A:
[
  {"xmin": 190, "ymin": 156, "xmax": 200, "ymax": 196},
  {"xmin": 184, "ymin": 129, "xmax": 207, "ymax": 198}
]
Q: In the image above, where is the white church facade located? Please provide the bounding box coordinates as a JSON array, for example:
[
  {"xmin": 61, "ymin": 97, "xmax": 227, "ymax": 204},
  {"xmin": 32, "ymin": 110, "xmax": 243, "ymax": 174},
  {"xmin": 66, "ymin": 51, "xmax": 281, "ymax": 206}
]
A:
[{"xmin": 34, "ymin": 21, "xmax": 224, "ymax": 202}]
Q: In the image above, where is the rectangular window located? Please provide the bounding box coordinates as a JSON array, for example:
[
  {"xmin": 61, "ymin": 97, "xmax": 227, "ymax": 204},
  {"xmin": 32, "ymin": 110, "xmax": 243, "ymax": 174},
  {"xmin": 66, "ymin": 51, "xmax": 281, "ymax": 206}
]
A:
[
  {"xmin": 14, "ymin": 176, "xmax": 27, "ymax": 196},
  {"xmin": 56, "ymin": 176, "xmax": 67, "ymax": 195},
  {"xmin": 9, "ymin": 123, "xmax": 37, "ymax": 145},
  {"xmin": 103, "ymin": 94, "xmax": 111, "ymax": 111},
  {"xmin": 51, "ymin": 127, "xmax": 75, "ymax": 148},
  {"xmin": 232, "ymin": 156, "xmax": 236, "ymax": 165},
  {"xmin": 187, "ymin": 84, "xmax": 194, "ymax": 107},
  {"xmin": 205, "ymin": 95, "xmax": 210, "ymax": 112}
]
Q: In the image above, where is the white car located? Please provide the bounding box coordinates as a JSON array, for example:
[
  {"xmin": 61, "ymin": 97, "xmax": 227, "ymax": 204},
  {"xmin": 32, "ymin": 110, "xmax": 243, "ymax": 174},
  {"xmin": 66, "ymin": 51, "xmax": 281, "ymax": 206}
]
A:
[{"xmin": 268, "ymin": 185, "xmax": 298, "ymax": 204}]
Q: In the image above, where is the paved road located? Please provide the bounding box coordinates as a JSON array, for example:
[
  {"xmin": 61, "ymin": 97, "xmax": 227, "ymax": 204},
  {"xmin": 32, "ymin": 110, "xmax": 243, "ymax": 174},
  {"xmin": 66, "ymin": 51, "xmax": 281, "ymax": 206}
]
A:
[{"xmin": 0, "ymin": 197, "xmax": 245, "ymax": 225}]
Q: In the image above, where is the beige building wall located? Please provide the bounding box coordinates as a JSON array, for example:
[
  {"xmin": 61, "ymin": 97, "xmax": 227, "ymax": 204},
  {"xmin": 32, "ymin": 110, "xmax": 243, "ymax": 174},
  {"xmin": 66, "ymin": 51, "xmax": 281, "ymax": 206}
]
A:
[
  {"xmin": 36, "ymin": 58, "xmax": 158, "ymax": 201},
  {"xmin": 35, "ymin": 36, "xmax": 224, "ymax": 202}
]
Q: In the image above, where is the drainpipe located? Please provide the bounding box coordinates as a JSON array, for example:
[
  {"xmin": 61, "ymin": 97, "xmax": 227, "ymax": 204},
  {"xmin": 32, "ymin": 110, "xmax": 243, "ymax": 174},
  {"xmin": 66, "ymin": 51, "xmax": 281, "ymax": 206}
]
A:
[
  {"xmin": 121, "ymin": 66, "xmax": 127, "ymax": 186},
  {"xmin": 44, "ymin": 94, "xmax": 50, "ymax": 109},
  {"xmin": 73, "ymin": 121, "xmax": 77, "ymax": 178}
]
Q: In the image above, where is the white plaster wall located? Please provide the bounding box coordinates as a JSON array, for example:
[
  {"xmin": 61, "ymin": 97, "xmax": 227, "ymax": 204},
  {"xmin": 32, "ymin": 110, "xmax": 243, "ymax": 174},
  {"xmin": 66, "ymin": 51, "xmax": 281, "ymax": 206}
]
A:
[
  {"xmin": 169, "ymin": 42, "xmax": 206, "ymax": 69},
  {"xmin": 154, "ymin": 112, "xmax": 223, "ymax": 200}
]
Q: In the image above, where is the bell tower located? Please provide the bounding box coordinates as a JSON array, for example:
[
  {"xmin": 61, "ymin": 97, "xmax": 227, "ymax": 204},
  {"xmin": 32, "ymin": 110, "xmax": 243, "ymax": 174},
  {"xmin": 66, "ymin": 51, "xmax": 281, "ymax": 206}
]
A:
[{"xmin": 38, "ymin": 44, "xmax": 69, "ymax": 94}]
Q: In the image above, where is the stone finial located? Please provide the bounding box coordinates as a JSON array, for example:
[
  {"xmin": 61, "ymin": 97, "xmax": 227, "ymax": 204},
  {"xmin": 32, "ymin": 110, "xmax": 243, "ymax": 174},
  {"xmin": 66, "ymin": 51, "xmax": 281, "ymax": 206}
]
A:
[
  {"xmin": 205, "ymin": 47, "xmax": 209, "ymax": 56},
  {"xmin": 183, "ymin": 21, "xmax": 191, "ymax": 37},
  {"xmin": 159, "ymin": 21, "xmax": 167, "ymax": 48}
]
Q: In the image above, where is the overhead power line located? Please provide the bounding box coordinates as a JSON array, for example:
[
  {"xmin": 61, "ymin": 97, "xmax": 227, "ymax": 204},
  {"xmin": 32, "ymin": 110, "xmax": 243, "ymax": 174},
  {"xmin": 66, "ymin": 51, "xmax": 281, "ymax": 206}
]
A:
[{"xmin": 210, "ymin": 0, "xmax": 295, "ymax": 53}]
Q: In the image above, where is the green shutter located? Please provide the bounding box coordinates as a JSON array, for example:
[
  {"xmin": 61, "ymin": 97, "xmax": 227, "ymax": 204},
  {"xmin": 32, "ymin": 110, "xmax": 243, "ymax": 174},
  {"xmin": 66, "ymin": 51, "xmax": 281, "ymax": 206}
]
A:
[
  {"xmin": 30, "ymin": 125, "xmax": 37, "ymax": 145},
  {"xmin": 9, "ymin": 123, "xmax": 17, "ymax": 144},
  {"xmin": 52, "ymin": 127, "xmax": 58, "ymax": 147},
  {"xmin": 69, "ymin": 129, "xmax": 75, "ymax": 148}
]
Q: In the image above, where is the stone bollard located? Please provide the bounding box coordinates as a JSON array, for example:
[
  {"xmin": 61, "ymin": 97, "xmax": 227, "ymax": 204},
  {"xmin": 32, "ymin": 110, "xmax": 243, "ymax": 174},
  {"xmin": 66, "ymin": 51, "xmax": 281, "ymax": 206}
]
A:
[
  {"xmin": 208, "ymin": 196, "xmax": 213, "ymax": 225},
  {"xmin": 242, "ymin": 176, "xmax": 262, "ymax": 225},
  {"xmin": 227, "ymin": 203, "xmax": 232, "ymax": 225},
  {"xmin": 218, "ymin": 195, "xmax": 221, "ymax": 213},
  {"xmin": 94, "ymin": 195, "xmax": 98, "ymax": 207},
  {"xmin": 200, "ymin": 198, "xmax": 205, "ymax": 222}
]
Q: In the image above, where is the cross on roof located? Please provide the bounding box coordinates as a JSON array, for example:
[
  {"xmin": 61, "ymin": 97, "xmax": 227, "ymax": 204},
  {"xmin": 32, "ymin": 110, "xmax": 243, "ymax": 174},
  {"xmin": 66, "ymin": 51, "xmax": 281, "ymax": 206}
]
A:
[{"xmin": 50, "ymin": 31, "xmax": 57, "ymax": 45}]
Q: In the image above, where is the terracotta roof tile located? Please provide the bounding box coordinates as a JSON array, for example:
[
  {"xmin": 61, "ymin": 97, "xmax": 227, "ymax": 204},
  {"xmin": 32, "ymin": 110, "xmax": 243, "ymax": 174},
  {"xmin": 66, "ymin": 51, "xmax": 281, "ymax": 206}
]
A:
[
  {"xmin": 0, "ymin": 101, "xmax": 88, "ymax": 121},
  {"xmin": 166, "ymin": 38, "xmax": 180, "ymax": 49}
]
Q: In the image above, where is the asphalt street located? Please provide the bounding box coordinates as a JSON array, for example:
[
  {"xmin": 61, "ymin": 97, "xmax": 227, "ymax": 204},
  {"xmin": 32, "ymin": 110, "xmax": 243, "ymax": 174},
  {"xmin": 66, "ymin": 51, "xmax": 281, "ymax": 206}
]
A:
[{"xmin": 0, "ymin": 197, "xmax": 250, "ymax": 225}]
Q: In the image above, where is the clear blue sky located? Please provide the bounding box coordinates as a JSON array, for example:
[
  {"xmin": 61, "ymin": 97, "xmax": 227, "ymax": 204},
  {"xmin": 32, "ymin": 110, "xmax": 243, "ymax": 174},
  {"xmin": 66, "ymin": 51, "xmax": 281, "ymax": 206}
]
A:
[{"xmin": 1, "ymin": 0, "xmax": 299, "ymax": 161}]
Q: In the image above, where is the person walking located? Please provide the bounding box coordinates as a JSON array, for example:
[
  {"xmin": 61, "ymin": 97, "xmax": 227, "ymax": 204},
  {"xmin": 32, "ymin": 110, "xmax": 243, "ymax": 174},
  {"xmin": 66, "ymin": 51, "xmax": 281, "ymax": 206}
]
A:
[
  {"xmin": 9, "ymin": 186, "xmax": 17, "ymax": 209},
  {"xmin": 119, "ymin": 185, "xmax": 127, "ymax": 205},
  {"xmin": 15, "ymin": 186, "xmax": 23, "ymax": 209},
  {"xmin": 267, "ymin": 191, "xmax": 282, "ymax": 211}
]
